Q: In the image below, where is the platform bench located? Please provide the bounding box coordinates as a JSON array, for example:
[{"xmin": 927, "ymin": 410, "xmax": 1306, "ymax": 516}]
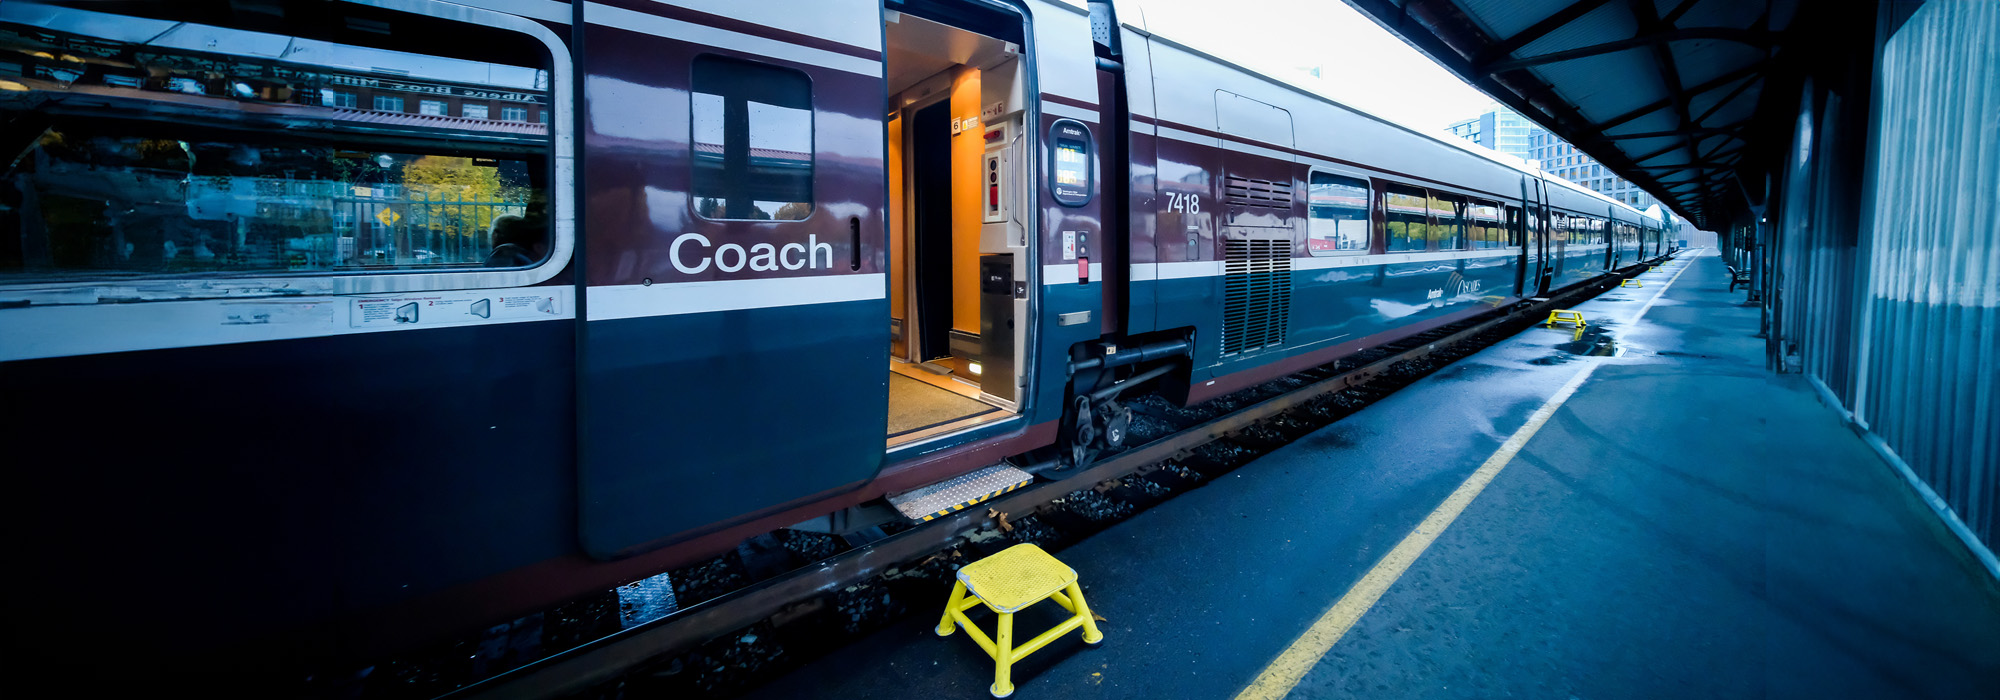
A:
[{"xmin": 1727, "ymin": 265, "xmax": 1752, "ymax": 292}]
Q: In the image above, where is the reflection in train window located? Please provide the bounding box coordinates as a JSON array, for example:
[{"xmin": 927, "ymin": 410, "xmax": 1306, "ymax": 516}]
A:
[
  {"xmin": 1305, "ymin": 172, "xmax": 1368, "ymax": 256},
  {"xmin": 1429, "ymin": 192, "xmax": 1465, "ymax": 251},
  {"xmin": 1384, "ymin": 185, "xmax": 1429, "ymax": 253},
  {"xmin": 1469, "ymin": 201, "xmax": 1504, "ymax": 248},
  {"xmin": 0, "ymin": 1, "xmax": 554, "ymax": 280},
  {"xmin": 692, "ymin": 55, "xmax": 814, "ymax": 221}
]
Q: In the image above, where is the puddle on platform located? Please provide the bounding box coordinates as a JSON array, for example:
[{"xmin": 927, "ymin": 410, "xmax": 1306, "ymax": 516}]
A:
[{"xmin": 1529, "ymin": 322, "xmax": 1620, "ymax": 363}]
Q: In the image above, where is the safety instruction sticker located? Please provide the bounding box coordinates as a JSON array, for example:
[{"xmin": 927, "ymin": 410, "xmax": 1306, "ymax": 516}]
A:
[{"xmin": 350, "ymin": 290, "xmax": 562, "ymax": 328}]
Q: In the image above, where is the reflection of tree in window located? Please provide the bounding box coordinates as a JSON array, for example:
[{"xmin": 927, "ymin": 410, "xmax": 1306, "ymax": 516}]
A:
[
  {"xmin": 692, "ymin": 55, "xmax": 813, "ymax": 221},
  {"xmin": 1384, "ymin": 186, "xmax": 1428, "ymax": 252}
]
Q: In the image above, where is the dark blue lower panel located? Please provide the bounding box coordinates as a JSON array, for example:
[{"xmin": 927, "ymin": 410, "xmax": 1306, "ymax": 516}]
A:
[
  {"xmin": 578, "ymin": 297, "xmax": 888, "ymax": 557},
  {"xmin": 2, "ymin": 320, "xmax": 576, "ymax": 663}
]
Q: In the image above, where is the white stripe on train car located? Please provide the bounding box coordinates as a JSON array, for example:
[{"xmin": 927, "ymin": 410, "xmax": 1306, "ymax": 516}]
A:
[
  {"xmin": 1157, "ymin": 260, "xmax": 1225, "ymax": 280},
  {"xmin": 0, "ymin": 287, "xmax": 578, "ymax": 363},
  {"xmin": 1126, "ymin": 251, "xmax": 1520, "ymax": 283},
  {"xmin": 1293, "ymin": 248, "xmax": 1520, "ymax": 270},
  {"xmin": 585, "ymin": 273, "xmax": 886, "ymax": 321},
  {"xmin": 585, "ymin": 3, "xmax": 881, "ymax": 77},
  {"xmin": 1041, "ymin": 262, "xmax": 1105, "ymax": 285}
]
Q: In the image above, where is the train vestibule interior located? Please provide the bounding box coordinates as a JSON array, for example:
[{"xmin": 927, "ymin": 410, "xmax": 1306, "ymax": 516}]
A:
[{"xmin": 882, "ymin": 9, "xmax": 1032, "ymax": 448}]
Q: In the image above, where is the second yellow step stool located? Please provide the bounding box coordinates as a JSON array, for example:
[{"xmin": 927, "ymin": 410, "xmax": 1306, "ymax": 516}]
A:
[{"xmin": 936, "ymin": 543, "xmax": 1104, "ymax": 698}]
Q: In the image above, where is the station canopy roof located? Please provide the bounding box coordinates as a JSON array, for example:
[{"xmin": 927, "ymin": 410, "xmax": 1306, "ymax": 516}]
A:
[{"xmin": 1344, "ymin": 0, "xmax": 1802, "ymax": 229}]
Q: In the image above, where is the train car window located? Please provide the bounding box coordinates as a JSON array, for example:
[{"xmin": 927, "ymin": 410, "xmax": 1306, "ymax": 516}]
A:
[
  {"xmin": 0, "ymin": 1, "xmax": 556, "ymax": 280},
  {"xmin": 1505, "ymin": 205, "xmax": 1523, "ymax": 247},
  {"xmin": 692, "ymin": 55, "xmax": 813, "ymax": 221},
  {"xmin": 1383, "ymin": 185, "xmax": 1428, "ymax": 253},
  {"xmin": 1552, "ymin": 212, "xmax": 1572, "ymax": 244},
  {"xmin": 1468, "ymin": 201, "xmax": 1504, "ymax": 249},
  {"xmin": 1429, "ymin": 193, "xmax": 1465, "ymax": 251},
  {"xmin": 1305, "ymin": 172, "xmax": 1368, "ymax": 256}
]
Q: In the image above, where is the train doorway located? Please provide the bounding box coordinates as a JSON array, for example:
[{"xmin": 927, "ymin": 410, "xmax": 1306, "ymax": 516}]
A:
[{"xmin": 882, "ymin": 5, "xmax": 1032, "ymax": 449}]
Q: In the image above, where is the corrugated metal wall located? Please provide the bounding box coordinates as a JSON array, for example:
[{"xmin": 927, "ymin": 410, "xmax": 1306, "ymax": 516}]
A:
[
  {"xmin": 1771, "ymin": 0, "xmax": 1998, "ymax": 557},
  {"xmin": 1852, "ymin": 0, "xmax": 1999, "ymax": 550}
]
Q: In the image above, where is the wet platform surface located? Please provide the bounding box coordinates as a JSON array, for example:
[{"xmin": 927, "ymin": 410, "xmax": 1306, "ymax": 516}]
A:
[{"xmin": 746, "ymin": 253, "xmax": 2000, "ymax": 699}]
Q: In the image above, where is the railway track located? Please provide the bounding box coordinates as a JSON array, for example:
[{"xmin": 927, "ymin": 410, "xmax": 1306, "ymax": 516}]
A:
[{"xmin": 361, "ymin": 260, "xmax": 1666, "ymax": 700}]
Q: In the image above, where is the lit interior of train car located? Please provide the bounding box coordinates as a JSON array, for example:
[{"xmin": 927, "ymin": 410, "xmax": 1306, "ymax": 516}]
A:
[{"xmin": 881, "ymin": 8, "xmax": 1031, "ymax": 448}]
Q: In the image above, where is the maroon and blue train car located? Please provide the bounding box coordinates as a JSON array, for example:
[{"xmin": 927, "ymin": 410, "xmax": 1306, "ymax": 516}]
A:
[{"xmin": 0, "ymin": 0, "xmax": 1666, "ymax": 674}]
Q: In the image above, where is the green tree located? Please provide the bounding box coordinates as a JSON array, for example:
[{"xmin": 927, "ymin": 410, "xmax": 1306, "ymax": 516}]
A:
[{"xmin": 401, "ymin": 156, "xmax": 512, "ymax": 244}]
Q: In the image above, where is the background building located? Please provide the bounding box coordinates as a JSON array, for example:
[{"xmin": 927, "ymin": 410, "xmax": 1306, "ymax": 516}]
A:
[
  {"xmin": 1444, "ymin": 104, "xmax": 1535, "ymax": 161},
  {"xmin": 1446, "ymin": 104, "xmax": 1659, "ymax": 211}
]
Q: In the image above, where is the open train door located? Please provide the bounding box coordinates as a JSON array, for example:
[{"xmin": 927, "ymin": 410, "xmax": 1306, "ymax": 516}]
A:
[{"xmin": 574, "ymin": 0, "xmax": 891, "ymax": 558}]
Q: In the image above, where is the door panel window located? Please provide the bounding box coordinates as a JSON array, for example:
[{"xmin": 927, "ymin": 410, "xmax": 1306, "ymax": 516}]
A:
[{"xmin": 691, "ymin": 55, "xmax": 813, "ymax": 221}]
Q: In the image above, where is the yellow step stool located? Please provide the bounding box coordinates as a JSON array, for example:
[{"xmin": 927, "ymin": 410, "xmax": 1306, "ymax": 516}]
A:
[
  {"xmin": 1621, "ymin": 279, "xmax": 1643, "ymax": 287},
  {"xmin": 1546, "ymin": 309, "xmax": 1586, "ymax": 328},
  {"xmin": 936, "ymin": 543, "xmax": 1104, "ymax": 698}
]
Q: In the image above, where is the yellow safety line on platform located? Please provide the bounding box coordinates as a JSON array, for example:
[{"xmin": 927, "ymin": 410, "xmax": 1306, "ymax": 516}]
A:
[{"xmin": 1233, "ymin": 256, "xmax": 1695, "ymax": 700}]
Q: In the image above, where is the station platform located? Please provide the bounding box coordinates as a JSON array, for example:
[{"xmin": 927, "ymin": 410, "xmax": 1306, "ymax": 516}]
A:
[{"xmin": 745, "ymin": 253, "xmax": 2000, "ymax": 699}]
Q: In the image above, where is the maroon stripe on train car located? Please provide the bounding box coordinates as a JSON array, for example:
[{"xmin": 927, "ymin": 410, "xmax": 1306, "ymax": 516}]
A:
[
  {"xmin": 1132, "ymin": 113, "xmax": 1520, "ymax": 203},
  {"xmin": 590, "ymin": 0, "xmax": 884, "ymax": 61},
  {"xmin": 1041, "ymin": 92, "xmax": 1099, "ymax": 111},
  {"xmin": 1185, "ymin": 301, "xmax": 1516, "ymax": 404}
]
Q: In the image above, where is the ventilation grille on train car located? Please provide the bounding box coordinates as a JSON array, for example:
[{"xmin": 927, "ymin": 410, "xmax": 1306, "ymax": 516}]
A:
[
  {"xmin": 1223, "ymin": 176, "xmax": 1292, "ymax": 209},
  {"xmin": 1221, "ymin": 236, "xmax": 1292, "ymax": 356}
]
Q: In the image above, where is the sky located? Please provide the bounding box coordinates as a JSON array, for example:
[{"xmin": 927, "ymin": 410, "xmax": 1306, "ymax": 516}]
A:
[{"xmin": 1130, "ymin": 0, "xmax": 1497, "ymax": 133}]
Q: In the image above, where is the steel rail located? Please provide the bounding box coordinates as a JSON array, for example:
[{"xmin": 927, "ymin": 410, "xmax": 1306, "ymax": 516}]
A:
[{"xmin": 444, "ymin": 259, "xmax": 1664, "ymax": 700}]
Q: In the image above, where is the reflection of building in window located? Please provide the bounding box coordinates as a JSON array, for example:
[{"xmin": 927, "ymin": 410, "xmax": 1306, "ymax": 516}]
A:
[
  {"xmin": 691, "ymin": 55, "xmax": 813, "ymax": 221},
  {"xmin": 1306, "ymin": 172, "xmax": 1369, "ymax": 255},
  {"xmin": 502, "ymin": 106, "xmax": 526, "ymax": 121},
  {"xmin": 463, "ymin": 103, "xmax": 489, "ymax": 120},
  {"xmin": 420, "ymin": 100, "xmax": 447, "ymax": 116},
  {"xmin": 374, "ymin": 95, "xmax": 404, "ymax": 112},
  {"xmin": 322, "ymin": 89, "xmax": 358, "ymax": 108}
]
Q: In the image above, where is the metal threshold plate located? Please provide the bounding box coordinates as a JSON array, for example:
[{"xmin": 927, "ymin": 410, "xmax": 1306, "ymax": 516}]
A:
[{"xmin": 887, "ymin": 464, "xmax": 1035, "ymax": 521}]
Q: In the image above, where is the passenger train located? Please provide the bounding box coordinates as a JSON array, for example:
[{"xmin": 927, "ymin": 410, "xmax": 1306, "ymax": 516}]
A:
[{"xmin": 0, "ymin": 0, "xmax": 1669, "ymax": 674}]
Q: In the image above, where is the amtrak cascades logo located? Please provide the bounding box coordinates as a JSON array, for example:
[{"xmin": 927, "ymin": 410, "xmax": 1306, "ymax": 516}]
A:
[
  {"xmin": 1429, "ymin": 271, "xmax": 1481, "ymax": 307},
  {"xmin": 669, "ymin": 233, "xmax": 836, "ymax": 274}
]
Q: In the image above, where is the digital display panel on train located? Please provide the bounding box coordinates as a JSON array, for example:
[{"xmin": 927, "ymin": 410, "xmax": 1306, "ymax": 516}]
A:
[{"xmin": 1049, "ymin": 119, "xmax": 1092, "ymax": 206}]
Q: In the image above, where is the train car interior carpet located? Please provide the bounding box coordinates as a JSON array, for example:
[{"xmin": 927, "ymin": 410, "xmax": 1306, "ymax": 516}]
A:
[
  {"xmin": 882, "ymin": 6, "xmax": 1032, "ymax": 445},
  {"xmin": 887, "ymin": 371, "xmax": 1002, "ymax": 442}
]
